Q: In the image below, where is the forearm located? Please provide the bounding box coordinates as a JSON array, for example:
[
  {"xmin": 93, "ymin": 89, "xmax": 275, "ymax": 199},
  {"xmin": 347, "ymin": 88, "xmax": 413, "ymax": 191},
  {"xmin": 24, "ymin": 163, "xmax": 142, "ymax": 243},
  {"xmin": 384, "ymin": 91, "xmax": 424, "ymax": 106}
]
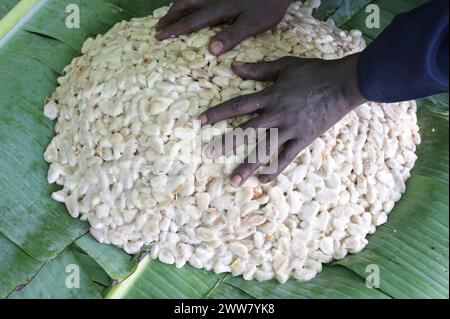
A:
[{"xmin": 357, "ymin": 0, "xmax": 449, "ymax": 103}]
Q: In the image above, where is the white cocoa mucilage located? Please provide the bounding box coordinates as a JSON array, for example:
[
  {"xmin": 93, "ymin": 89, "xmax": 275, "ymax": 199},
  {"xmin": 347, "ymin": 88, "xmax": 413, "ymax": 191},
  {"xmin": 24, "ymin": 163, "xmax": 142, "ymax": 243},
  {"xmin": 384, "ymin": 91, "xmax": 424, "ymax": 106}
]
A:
[{"xmin": 43, "ymin": 1, "xmax": 420, "ymax": 283}]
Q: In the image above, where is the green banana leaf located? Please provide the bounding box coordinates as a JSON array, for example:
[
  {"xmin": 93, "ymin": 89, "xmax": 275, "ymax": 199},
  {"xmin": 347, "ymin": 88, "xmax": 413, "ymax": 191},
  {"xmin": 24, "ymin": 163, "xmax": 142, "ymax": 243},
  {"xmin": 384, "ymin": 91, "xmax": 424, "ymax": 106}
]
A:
[
  {"xmin": 0, "ymin": 0, "xmax": 448, "ymax": 299},
  {"xmin": 0, "ymin": 1, "xmax": 20, "ymax": 20}
]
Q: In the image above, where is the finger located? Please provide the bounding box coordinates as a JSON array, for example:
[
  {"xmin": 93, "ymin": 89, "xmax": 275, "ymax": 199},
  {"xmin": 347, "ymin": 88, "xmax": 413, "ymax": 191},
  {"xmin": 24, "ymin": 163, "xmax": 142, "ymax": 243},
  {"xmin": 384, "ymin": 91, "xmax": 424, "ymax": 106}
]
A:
[
  {"xmin": 231, "ymin": 58, "xmax": 294, "ymax": 82},
  {"xmin": 156, "ymin": 0, "xmax": 202, "ymax": 31},
  {"xmin": 231, "ymin": 130, "xmax": 287, "ymax": 187},
  {"xmin": 230, "ymin": 156, "xmax": 264, "ymax": 187},
  {"xmin": 156, "ymin": 7, "xmax": 224, "ymax": 40},
  {"xmin": 204, "ymin": 109, "xmax": 287, "ymax": 160},
  {"xmin": 200, "ymin": 91, "xmax": 267, "ymax": 126},
  {"xmin": 205, "ymin": 116, "xmax": 268, "ymax": 160},
  {"xmin": 259, "ymin": 139, "xmax": 305, "ymax": 184},
  {"xmin": 209, "ymin": 17, "xmax": 259, "ymax": 55}
]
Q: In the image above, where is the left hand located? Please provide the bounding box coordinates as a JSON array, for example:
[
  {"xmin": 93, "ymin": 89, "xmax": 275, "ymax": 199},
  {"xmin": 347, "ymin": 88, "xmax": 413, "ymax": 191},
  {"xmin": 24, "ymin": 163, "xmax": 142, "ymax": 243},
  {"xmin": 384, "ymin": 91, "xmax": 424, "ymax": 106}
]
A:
[
  {"xmin": 155, "ymin": 0, "xmax": 292, "ymax": 56},
  {"xmin": 200, "ymin": 54, "xmax": 367, "ymax": 186}
]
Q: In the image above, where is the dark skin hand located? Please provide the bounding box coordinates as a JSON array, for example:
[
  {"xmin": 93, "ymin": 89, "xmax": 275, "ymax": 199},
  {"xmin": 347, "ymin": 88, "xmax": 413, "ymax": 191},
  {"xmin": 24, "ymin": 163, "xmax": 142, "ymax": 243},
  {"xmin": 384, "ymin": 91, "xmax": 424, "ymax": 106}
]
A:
[
  {"xmin": 156, "ymin": 0, "xmax": 292, "ymax": 55},
  {"xmin": 156, "ymin": 0, "xmax": 367, "ymax": 186},
  {"xmin": 200, "ymin": 55, "xmax": 367, "ymax": 186}
]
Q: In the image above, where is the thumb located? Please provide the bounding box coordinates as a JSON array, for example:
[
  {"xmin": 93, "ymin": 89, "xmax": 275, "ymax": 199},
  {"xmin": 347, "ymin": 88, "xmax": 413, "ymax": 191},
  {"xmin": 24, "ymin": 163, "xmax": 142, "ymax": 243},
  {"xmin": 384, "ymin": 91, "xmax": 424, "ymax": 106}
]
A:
[
  {"xmin": 231, "ymin": 57, "xmax": 294, "ymax": 81},
  {"xmin": 209, "ymin": 20, "xmax": 253, "ymax": 55}
]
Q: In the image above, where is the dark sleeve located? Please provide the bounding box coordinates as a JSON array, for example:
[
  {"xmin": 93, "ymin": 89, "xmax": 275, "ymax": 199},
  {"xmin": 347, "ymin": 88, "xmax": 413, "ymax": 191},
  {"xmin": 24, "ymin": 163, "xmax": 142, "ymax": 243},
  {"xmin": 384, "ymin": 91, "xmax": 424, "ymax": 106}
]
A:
[{"xmin": 357, "ymin": 0, "xmax": 449, "ymax": 103}]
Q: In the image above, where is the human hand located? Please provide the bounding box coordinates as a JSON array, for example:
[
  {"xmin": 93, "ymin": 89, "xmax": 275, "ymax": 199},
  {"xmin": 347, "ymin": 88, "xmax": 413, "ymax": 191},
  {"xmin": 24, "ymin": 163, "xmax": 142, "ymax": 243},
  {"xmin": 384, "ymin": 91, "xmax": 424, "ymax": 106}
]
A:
[
  {"xmin": 200, "ymin": 54, "xmax": 367, "ymax": 186},
  {"xmin": 156, "ymin": 0, "xmax": 292, "ymax": 55}
]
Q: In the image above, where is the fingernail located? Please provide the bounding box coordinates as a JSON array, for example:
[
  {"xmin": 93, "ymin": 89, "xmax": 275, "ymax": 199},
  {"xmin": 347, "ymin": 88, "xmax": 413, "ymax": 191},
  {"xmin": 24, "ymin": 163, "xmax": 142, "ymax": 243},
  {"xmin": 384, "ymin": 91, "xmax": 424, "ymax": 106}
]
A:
[
  {"xmin": 231, "ymin": 175, "xmax": 242, "ymax": 187},
  {"xmin": 199, "ymin": 114, "xmax": 208, "ymax": 125},
  {"xmin": 205, "ymin": 145, "xmax": 215, "ymax": 159},
  {"xmin": 210, "ymin": 41, "xmax": 224, "ymax": 55},
  {"xmin": 155, "ymin": 30, "xmax": 166, "ymax": 39}
]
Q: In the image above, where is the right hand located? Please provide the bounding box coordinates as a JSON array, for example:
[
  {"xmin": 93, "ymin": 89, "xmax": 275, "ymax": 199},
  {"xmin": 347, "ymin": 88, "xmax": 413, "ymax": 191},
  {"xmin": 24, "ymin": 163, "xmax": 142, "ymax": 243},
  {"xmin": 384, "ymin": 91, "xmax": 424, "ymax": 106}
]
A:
[
  {"xmin": 200, "ymin": 54, "xmax": 367, "ymax": 186},
  {"xmin": 155, "ymin": 0, "xmax": 292, "ymax": 56}
]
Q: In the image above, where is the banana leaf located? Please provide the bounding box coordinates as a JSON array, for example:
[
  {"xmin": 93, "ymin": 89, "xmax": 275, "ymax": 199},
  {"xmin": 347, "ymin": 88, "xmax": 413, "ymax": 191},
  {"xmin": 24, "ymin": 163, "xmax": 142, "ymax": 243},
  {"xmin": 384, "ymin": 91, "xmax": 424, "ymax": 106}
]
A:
[
  {"xmin": 0, "ymin": 1, "xmax": 20, "ymax": 20},
  {"xmin": 0, "ymin": 0, "xmax": 448, "ymax": 299}
]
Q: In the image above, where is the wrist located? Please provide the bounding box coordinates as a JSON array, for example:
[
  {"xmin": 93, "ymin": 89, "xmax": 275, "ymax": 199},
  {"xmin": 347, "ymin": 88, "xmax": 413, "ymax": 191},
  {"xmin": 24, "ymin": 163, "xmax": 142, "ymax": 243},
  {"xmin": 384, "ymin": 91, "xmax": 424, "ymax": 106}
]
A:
[{"xmin": 342, "ymin": 53, "xmax": 367, "ymax": 110}]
